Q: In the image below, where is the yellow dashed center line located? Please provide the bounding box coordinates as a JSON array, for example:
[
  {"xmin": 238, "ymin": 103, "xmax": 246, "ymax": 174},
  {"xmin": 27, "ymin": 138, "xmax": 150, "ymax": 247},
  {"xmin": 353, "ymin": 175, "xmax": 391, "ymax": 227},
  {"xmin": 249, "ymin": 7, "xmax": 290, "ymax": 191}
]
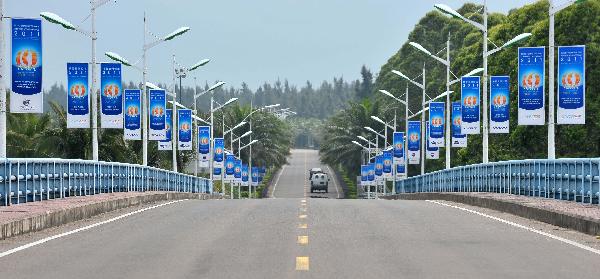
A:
[
  {"xmin": 297, "ymin": 235, "xmax": 309, "ymax": 245},
  {"xmin": 299, "ymin": 223, "xmax": 308, "ymax": 229},
  {"xmin": 299, "ymin": 214, "xmax": 307, "ymax": 219},
  {"xmin": 296, "ymin": 256, "xmax": 309, "ymax": 271}
]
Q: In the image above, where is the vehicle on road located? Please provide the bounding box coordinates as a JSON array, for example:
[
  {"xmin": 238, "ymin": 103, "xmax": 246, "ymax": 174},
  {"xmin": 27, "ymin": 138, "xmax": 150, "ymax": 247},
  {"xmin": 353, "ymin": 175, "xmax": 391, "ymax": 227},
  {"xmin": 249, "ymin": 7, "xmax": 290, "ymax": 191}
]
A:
[
  {"xmin": 309, "ymin": 167, "xmax": 323, "ymax": 180},
  {"xmin": 310, "ymin": 171, "xmax": 330, "ymax": 193}
]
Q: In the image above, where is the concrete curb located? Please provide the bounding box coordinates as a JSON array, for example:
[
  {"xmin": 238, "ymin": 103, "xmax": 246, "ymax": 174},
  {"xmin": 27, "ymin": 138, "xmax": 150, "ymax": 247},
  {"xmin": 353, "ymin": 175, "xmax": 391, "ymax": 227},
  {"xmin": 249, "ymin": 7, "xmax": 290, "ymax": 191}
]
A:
[
  {"xmin": 1, "ymin": 192, "xmax": 221, "ymax": 240},
  {"xmin": 384, "ymin": 193, "xmax": 600, "ymax": 236}
]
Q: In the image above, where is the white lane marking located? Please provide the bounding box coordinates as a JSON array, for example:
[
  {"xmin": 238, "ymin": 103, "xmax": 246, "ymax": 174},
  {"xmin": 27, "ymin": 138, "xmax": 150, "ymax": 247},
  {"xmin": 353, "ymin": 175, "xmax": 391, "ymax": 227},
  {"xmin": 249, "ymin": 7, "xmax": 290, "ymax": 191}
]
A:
[
  {"xmin": 426, "ymin": 200, "xmax": 600, "ymax": 256},
  {"xmin": 0, "ymin": 199, "xmax": 186, "ymax": 259},
  {"xmin": 325, "ymin": 165, "xmax": 341, "ymax": 199},
  {"xmin": 271, "ymin": 165, "xmax": 286, "ymax": 198}
]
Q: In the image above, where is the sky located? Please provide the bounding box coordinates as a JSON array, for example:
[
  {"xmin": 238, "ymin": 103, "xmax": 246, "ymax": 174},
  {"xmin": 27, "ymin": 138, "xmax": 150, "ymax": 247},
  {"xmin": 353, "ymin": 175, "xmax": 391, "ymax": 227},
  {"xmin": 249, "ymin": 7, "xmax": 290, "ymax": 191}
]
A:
[{"xmin": 6, "ymin": 0, "xmax": 534, "ymax": 91}]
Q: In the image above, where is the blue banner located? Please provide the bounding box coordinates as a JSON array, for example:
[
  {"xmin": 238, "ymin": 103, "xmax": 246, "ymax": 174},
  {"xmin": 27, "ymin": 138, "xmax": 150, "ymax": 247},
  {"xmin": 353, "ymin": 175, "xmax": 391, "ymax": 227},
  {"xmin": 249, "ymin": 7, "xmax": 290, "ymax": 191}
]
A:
[
  {"xmin": 100, "ymin": 63, "xmax": 123, "ymax": 128},
  {"xmin": 214, "ymin": 138, "xmax": 224, "ymax": 167},
  {"xmin": 361, "ymin": 165, "xmax": 368, "ymax": 183},
  {"xmin": 367, "ymin": 163, "xmax": 375, "ymax": 183},
  {"xmin": 393, "ymin": 132, "xmax": 405, "ymax": 164},
  {"xmin": 214, "ymin": 166, "xmax": 222, "ymax": 176},
  {"xmin": 557, "ymin": 45, "xmax": 585, "ymax": 124},
  {"xmin": 252, "ymin": 166, "xmax": 260, "ymax": 185},
  {"xmin": 124, "ymin": 89, "xmax": 141, "ymax": 140},
  {"xmin": 234, "ymin": 159, "xmax": 242, "ymax": 179},
  {"xmin": 426, "ymin": 121, "xmax": 439, "ymax": 159},
  {"xmin": 199, "ymin": 126, "xmax": 210, "ymax": 154},
  {"xmin": 518, "ymin": 47, "xmax": 545, "ymax": 125},
  {"xmin": 383, "ymin": 150, "xmax": 392, "ymax": 178},
  {"xmin": 451, "ymin": 102, "xmax": 467, "ymax": 147},
  {"xmin": 242, "ymin": 164, "xmax": 249, "ymax": 184},
  {"xmin": 11, "ymin": 18, "xmax": 43, "ymax": 113},
  {"xmin": 461, "ymin": 76, "xmax": 480, "ymax": 134},
  {"xmin": 375, "ymin": 155, "xmax": 384, "ymax": 177},
  {"xmin": 428, "ymin": 102, "xmax": 445, "ymax": 147},
  {"xmin": 66, "ymin": 63, "xmax": 89, "ymax": 128},
  {"xmin": 407, "ymin": 121, "xmax": 421, "ymax": 164},
  {"xmin": 149, "ymin": 89, "xmax": 166, "ymax": 140},
  {"xmin": 490, "ymin": 76, "xmax": 510, "ymax": 133},
  {"xmin": 396, "ymin": 163, "xmax": 405, "ymax": 176},
  {"xmin": 225, "ymin": 154, "xmax": 235, "ymax": 176},
  {"xmin": 178, "ymin": 109, "xmax": 192, "ymax": 150},
  {"xmin": 158, "ymin": 109, "xmax": 172, "ymax": 150}
]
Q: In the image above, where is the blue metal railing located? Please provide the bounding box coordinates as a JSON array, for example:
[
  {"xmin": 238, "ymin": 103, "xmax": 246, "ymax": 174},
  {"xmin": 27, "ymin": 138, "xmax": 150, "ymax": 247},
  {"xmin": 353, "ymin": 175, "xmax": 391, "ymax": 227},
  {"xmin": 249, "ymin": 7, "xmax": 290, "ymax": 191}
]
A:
[
  {"xmin": 0, "ymin": 158, "xmax": 212, "ymax": 206},
  {"xmin": 396, "ymin": 158, "xmax": 600, "ymax": 205}
]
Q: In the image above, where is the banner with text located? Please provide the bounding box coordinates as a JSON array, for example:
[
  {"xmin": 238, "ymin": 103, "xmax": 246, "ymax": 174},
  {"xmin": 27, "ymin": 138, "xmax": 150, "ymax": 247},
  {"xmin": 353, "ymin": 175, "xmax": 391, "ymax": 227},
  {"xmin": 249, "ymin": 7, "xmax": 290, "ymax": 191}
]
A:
[
  {"xmin": 367, "ymin": 163, "xmax": 375, "ymax": 185},
  {"xmin": 11, "ymin": 18, "xmax": 43, "ymax": 113},
  {"xmin": 518, "ymin": 47, "xmax": 545, "ymax": 125},
  {"xmin": 490, "ymin": 76, "xmax": 510, "ymax": 133},
  {"xmin": 426, "ymin": 121, "xmax": 439, "ymax": 159},
  {"xmin": 67, "ymin": 63, "xmax": 89, "ymax": 128},
  {"xmin": 124, "ymin": 89, "xmax": 141, "ymax": 140},
  {"xmin": 557, "ymin": 45, "xmax": 585, "ymax": 124},
  {"xmin": 393, "ymin": 132, "xmax": 405, "ymax": 165},
  {"xmin": 428, "ymin": 102, "xmax": 445, "ymax": 147},
  {"xmin": 213, "ymin": 138, "xmax": 224, "ymax": 168},
  {"xmin": 158, "ymin": 109, "xmax": 172, "ymax": 150},
  {"xmin": 407, "ymin": 121, "xmax": 421, "ymax": 165},
  {"xmin": 383, "ymin": 150, "xmax": 393, "ymax": 179},
  {"xmin": 241, "ymin": 164, "xmax": 249, "ymax": 186},
  {"xmin": 198, "ymin": 126, "xmax": 210, "ymax": 167},
  {"xmin": 178, "ymin": 109, "xmax": 192, "ymax": 150},
  {"xmin": 252, "ymin": 167, "xmax": 259, "ymax": 186},
  {"xmin": 149, "ymin": 89, "xmax": 166, "ymax": 140},
  {"xmin": 451, "ymin": 102, "xmax": 467, "ymax": 147},
  {"xmin": 461, "ymin": 76, "xmax": 480, "ymax": 134},
  {"xmin": 100, "ymin": 63, "xmax": 123, "ymax": 128}
]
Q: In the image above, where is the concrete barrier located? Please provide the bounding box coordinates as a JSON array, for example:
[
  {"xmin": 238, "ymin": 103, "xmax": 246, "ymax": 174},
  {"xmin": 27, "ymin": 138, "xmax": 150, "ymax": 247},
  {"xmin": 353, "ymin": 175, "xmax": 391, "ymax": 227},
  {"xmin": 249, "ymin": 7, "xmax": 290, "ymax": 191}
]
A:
[
  {"xmin": 385, "ymin": 193, "xmax": 600, "ymax": 236},
  {"xmin": 1, "ymin": 192, "xmax": 222, "ymax": 240}
]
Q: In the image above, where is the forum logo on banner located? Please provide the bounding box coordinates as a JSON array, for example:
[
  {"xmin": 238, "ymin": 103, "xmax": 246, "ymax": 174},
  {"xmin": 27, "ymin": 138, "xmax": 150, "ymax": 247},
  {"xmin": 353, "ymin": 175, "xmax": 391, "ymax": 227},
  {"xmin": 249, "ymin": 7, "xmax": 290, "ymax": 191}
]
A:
[
  {"xmin": 382, "ymin": 150, "xmax": 393, "ymax": 179},
  {"xmin": 518, "ymin": 47, "xmax": 545, "ymax": 125},
  {"xmin": 234, "ymin": 159, "xmax": 242, "ymax": 183},
  {"xmin": 461, "ymin": 76, "xmax": 480, "ymax": 134},
  {"xmin": 149, "ymin": 89, "xmax": 167, "ymax": 140},
  {"xmin": 124, "ymin": 89, "xmax": 141, "ymax": 140},
  {"xmin": 213, "ymin": 138, "xmax": 224, "ymax": 168},
  {"xmin": 375, "ymin": 155, "xmax": 384, "ymax": 179},
  {"xmin": 100, "ymin": 63, "xmax": 123, "ymax": 128},
  {"xmin": 428, "ymin": 102, "xmax": 445, "ymax": 147},
  {"xmin": 407, "ymin": 121, "xmax": 421, "ymax": 165},
  {"xmin": 557, "ymin": 45, "xmax": 585, "ymax": 125},
  {"xmin": 252, "ymin": 166, "xmax": 259, "ymax": 187},
  {"xmin": 393, "ymin": 132, "xmax": 405, "ymax": 165},
  {"xmin": 451, "ymin": 102, "xmax": 467, "ymax": 147},
  {"xmin": 158, "ymin": 109, "xmax": 172, "ymax": 150},
  {"xmin": 198, "ymin": 126, "xmax": 211, "ymax": 168},
  {"xmin": 241, "ymin": 164, "xmax": 249, "ymax": 186},
  {"xmin": 11, "ymin": 18, "xmax": 43, "ymax": 113},
  {"xmin": 178, "ymin": 109, "xmax": 192, "ymax": 150},
  {"xmin": 67, "ymin": 63, "xmax": 89, "ymax": 128},
  {"xmin": 490, "ymin": 76, "xmax": 510, "ymax": 133},
  {"xmin": 361, "ymin": 165, "xmax": 368, "ymax": 185},
  {"xmin": 426, "ymin": 121, "xmax": 439, "ymax": 160},
  {"xmin": 225, "ymin": 154, "xmax": 235, "ymax": 182},
  {"xmin": 367, "ymin": 163, "xmax": 375, "ymax": 185}
]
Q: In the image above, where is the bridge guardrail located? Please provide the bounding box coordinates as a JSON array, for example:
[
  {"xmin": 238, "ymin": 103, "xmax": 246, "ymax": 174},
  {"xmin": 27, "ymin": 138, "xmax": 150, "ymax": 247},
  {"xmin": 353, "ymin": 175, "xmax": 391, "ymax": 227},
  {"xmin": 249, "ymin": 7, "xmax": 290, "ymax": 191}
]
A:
[
  {"xmin": 396, "ymin": 158, "xmax": 600, "ymax": 205},
  {"xmin": 0, "ymin": 158, "xmax": 212, "ymax": 206}
]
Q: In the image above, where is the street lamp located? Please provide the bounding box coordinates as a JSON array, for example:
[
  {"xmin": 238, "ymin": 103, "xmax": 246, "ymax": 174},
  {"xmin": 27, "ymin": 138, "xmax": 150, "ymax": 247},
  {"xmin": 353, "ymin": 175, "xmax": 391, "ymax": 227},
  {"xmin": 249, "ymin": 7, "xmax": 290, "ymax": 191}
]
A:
[
  {"xmin": 104, "ymin": 14, "xmax": 190, "ymax": 166},
  {"xmin": 371, "ymin": 115, "xmax": 398, "ymax": 195},
  {"xmin": 548, "ymin": 0, "xmax": 586, "ymax": 159},
  {"xmin": 39, "ymin": 0, "xmax": 115, "ymax": 161},
  {"xmin": 434, "ymin": 1, "xmax": 531, "ymax": 163}
]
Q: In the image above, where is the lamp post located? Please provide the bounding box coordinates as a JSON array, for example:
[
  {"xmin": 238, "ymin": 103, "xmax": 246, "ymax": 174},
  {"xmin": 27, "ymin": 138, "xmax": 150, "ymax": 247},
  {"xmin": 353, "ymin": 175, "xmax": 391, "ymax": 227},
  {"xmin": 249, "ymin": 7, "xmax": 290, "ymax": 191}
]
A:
[
  {"xmin": 548, "ymin": 0, "xmax": 586, "ymax": 159},
  {"xmin": 434, "ymin": 2, "xmax": 531, "ymax": 163},
  {"xmin": 371, "ymin": 115, "xmax": 396, "ymax": 195},
  {"xmin": 104, "ymin": 15, "xmax": 190, "ymax": 166},
  {"xmin": 40, "ymin": 0, "xmax": 115, "ymax": 161}
]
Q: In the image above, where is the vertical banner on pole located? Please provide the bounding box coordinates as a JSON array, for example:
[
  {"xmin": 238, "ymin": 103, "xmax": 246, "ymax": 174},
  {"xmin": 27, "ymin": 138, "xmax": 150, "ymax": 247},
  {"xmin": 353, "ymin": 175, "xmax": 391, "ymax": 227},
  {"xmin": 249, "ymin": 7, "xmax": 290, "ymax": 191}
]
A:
[
  {"xmin": 123, "ymin": 89, "xmax": 141, "ymax": 140},
  {"xmin": 252, "ymin": 166, "xmax": 259, "ymax": 187},
  {"xmin": 375, "ymin": 155, "xmax": 384, "ymax": 180},
  {"xmin": 407, "ymin": 121, "xmax": 421, "ymax": 165},
  {"xmin": 11, "ymin": 18, "xmax": 43, "ymax": 113},
  {"xmin": 66, "ymin": 63, "xmax": 89, "ymax": 128},
  {"xmin": 393, "ymin": 132, "xmax": 405, "ymax": 165},
  {"xmin": 213, "ymin": 138, "xmax": 224, "ymax": 168},
  {"xmin": 428, "ymin": 102, "xmax": 445, "ymax": 147},
  {"xmin": 100, "ymin": 63, "xmax": 123, "ymax": 128},
  {"xmin": 461, "ymin": 76, "xmax": 481, "ymax": 134},
  {"xmin": 213, "ymin": 165, "xmax": 222, "ymax": 180},
  {"xmin": 158, "ymin": 109, "xmax": 172, "ymax": 150},
  {"xmin": 149, "ymin": 89, "xmax": 166, "ymax": 140},
  {"xmin": 518, "ymin": 47, "xmax": 545, "ymax": 125},
  {"xmin": 490, "ymin": 76, "xmax": 510, "ymax": 133},
  {"xmin": 178, "ymin": 109, "xmax": 192, "ymax": 150},
  {"xmin": 241, "ymin": 164, "xmax": 249, "ymax": 186},
  {"xmin": 396, "ymin": 163, "xmax": 406, "ymax": 180},
  {"xmin": 451, "ymin": 102, "xmax": 467, "ymax": 147},
  {"xmin": 198, "ymin": 126, "xmax": 210, "ymax": 168},
  {"xmin": 361, "ymin": 165, "xmax": 368, "ymax": 185},
  {"xmin": 382, "ymin": 150, "xmax": 392, "ymax": 179},
  {"xmin": 426, "ymin": 121, "xmax": 439, "ymax": 159},
  {"xmin": 367, "ymin": 163, "xmax": 375, "ymax": 186},
  {"xmin": 225, "ymin": 154, "xmax": 235, "ymax": 181},
  {"xmin": 234, "ymin": 159, "xmax": 242, "ymax": 183},
  {"xmin": 557, "ymin": 45, "xmax": 585, "ymax": 124}
]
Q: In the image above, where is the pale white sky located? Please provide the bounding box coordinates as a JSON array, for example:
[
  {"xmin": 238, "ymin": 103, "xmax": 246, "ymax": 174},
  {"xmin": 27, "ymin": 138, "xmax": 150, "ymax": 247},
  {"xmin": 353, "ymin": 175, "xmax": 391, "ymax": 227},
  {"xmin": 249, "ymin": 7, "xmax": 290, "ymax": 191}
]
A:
[{"xmin": 6, "ymin": 0, "xmax": 534, "ymax": 90}]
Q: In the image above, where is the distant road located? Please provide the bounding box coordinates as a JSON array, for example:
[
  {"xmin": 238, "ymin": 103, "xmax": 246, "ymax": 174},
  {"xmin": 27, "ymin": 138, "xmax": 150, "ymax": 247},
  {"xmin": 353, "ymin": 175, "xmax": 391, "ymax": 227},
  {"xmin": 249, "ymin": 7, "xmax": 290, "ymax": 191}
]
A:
[{"xmin": 1, "ymin": 149, "xmax": 599, "ymax": 278}]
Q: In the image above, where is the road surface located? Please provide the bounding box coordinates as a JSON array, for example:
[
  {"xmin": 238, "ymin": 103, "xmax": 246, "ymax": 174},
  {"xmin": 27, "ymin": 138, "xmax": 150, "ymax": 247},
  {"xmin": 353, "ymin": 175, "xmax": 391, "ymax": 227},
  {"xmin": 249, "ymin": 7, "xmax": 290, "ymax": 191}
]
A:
[{"xmin": 0, "ymin": 149, "xmax": 599, "ymax": 278}]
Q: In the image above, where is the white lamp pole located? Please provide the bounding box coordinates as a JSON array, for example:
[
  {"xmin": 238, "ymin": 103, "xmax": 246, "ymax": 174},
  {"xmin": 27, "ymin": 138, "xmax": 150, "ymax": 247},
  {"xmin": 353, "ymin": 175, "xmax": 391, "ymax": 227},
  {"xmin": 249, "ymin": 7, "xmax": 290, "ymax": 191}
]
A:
[
  {"xmin": 435, "ymin": 2, "xmax": 531, "ymax": 163},
  {"xmin": 0, "ymin": 0, "xmax": 5, "ymax": 158},
  {"xmin": 40, "ymin": 0, "xmax": 114, "ymax": 161}
]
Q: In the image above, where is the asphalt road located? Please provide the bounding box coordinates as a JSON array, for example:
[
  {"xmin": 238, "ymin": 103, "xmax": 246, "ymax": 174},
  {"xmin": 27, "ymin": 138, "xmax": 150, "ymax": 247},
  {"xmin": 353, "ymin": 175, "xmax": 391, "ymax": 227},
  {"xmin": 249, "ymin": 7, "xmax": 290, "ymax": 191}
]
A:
[{"xmin": 1, "ymin": 149, "xmax": 599, "ymax": 278}]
